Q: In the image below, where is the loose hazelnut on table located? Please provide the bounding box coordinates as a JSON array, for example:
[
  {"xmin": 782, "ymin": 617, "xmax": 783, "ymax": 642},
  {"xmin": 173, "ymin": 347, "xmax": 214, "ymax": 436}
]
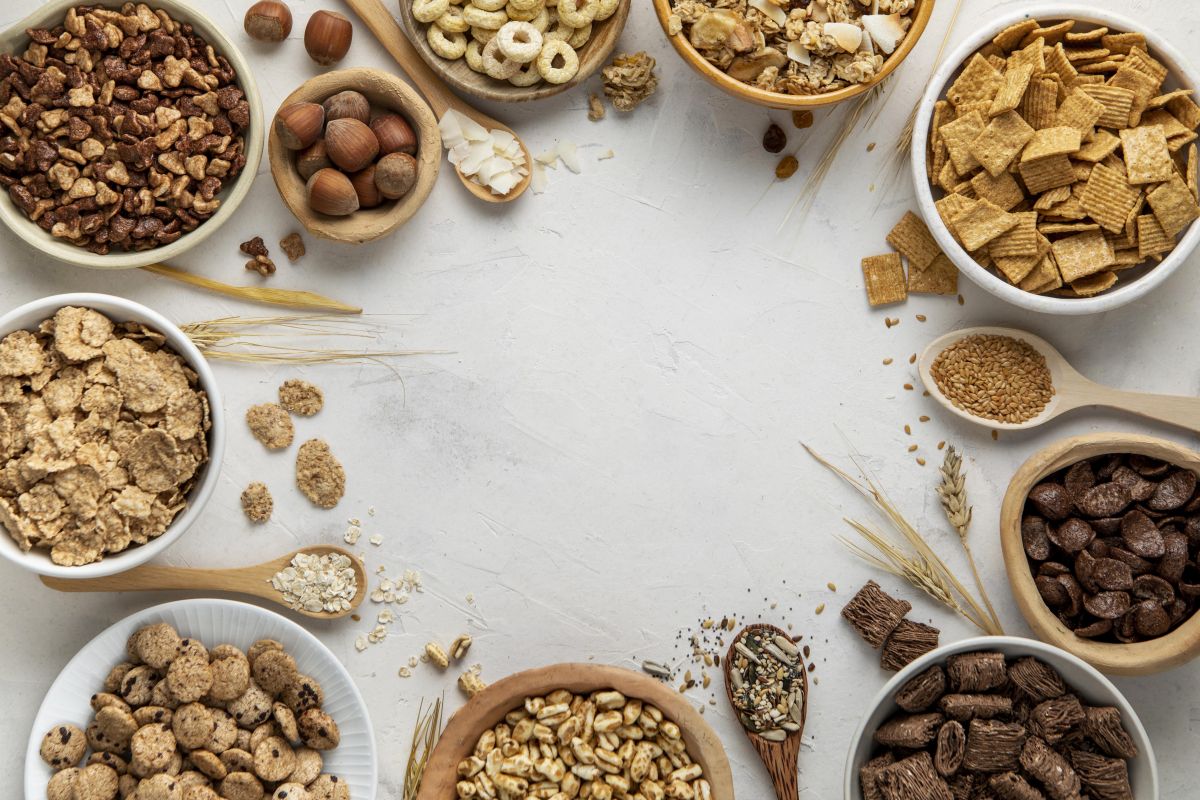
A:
[
  {"xmin": 325, "ymin": 118, "xmax": 380, "ymax": 172},
  {"xmin": 323, "ymin": 90, "xmax": 371, "ymax": 124},
  {"xmin": 307, "ymin": 168, "xmax": 360, "ymax": 216},
  {"xmin": 276, "ymin": 102, "xmax": 325, "ymax": 150},
  {"xmin": 244, "ymin": 0, "xmax": 293, "ymax": 42},
  {"xmin": 296, "ymin": 140, "xmax": 332, "ymax": 181},
  {"xmin": 349, "ymin": 165, "xmax": 384, "ymax": 209},
  {"xmin": 370, "ymin": 114, "xmax": 417, "ymax": 156},
  {"xmin": 304, "ymin": 10, "xmax": 354, "ymax": 66},
  {"xmin": 374, "ymin": 153, "xmax": 418, "ymax": 199}
]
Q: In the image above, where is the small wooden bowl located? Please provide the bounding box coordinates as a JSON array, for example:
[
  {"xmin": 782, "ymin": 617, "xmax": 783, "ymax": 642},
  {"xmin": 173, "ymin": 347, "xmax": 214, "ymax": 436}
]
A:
[
  {"xmin": 650, "ymin": 0, "xmax": 934, "ymax": 109},
  {"xmin": 416, "ymin": 663, "xmax": 735, "ymax": 800},
  {"xmin": 267, "ymin": 68, "xmax": 441, "ymax": 245},
  {"xmin": 1000, "ymin": 432, "xmax": 1200, "ymax": 676},
  {"xmin": 397, "ymin": 1, "xmax": 630, "ymax": 103}
]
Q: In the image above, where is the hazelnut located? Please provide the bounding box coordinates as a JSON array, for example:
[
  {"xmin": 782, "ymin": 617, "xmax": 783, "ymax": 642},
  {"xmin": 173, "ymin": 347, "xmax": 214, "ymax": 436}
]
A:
[
  {"xmin": 296, "ymin": 139, "xmax": 332, "ymax": 181},
  {"xmin": 324, "ymin": 118, "xmax": 379, "ymax": 172},
  {"xmin": 323, "ymin": 90, "xmax": 371, "ymax": 124},
  {"xmin": 306, "ymin": 168, "xmax": 359, "ymax": 216},
  {"xmin": 244, "ymin": 0, "xmax": 293, "ymax": 42},
  {"xmin": 304, "ymin": 10, "xmax": 353, "ymax": 66},
  {"xmin": 349, "ymin": 165, "xmax": 383, "ymax": 209},
  {"xmin": 370, "ymin": 113, "xmax": 417, "ymax": 156},
  {"xmin": 374, "ymin": 152, "xmax": 417, "ymax": 199},
  {"xmin": 275, "ymin": 102, "xmax": 325, "ymax": 150}
]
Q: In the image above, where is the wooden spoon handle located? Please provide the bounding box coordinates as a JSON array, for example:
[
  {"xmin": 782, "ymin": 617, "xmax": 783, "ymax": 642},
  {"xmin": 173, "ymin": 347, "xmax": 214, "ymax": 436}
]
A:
[
  {"xmin": 749, "ymin": 735, "xmax": 802, "ymax": 800},
  {"xmin": 41, "ymin": 565, "xmax": 272, "ymax": 598},
  {"xmin": 1070, "ymin": 383, "xmax": 1200, "ymax": 434}
]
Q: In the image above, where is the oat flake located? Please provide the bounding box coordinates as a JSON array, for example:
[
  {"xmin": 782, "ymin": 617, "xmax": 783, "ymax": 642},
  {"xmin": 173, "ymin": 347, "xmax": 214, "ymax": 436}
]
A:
[{"xmin": 270, "ymin": 552, "xmax": 357, "ymax": 613}]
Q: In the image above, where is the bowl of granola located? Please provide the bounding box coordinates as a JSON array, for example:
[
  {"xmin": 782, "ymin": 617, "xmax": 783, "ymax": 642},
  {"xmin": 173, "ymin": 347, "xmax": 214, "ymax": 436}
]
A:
[
  {"xmin": 0, "ymin": 293, "xmax": 224, "ymax": 578},
  {"xmin": 653, "ymin": 0, "xmax": 933, "ymax": 108},
  {"xmin": 0, "ymin": 0, "xmax": 263, "ymax": 269},
  {"xmin": 912, "ymin": 6, "xmax": 1200, "ymax": 314},
  {"xmin": 844, "ymin": 636, "xmax": 1158, "ymax": 800}
]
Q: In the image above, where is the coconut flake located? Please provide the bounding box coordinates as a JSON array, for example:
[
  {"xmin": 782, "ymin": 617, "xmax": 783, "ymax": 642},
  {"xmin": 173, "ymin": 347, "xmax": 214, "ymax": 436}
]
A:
[
  {"xmin": 439, "ymin": 111, "xmax": 466, "ymax": 148},
  {"xmin": 824, "ymin": 22, "xmax": 863, "ymax": 52},
  {"xmin": 489, "ymin": 170, "xmax": 520, "ymax": 196},
  {"xmin": 811, "ymin": 0, "xmax": 830, "ymax": 23},
  {"xmin": 536, "ymin": 146, "xmax": 560, "ymax": 167},
  {"xmin": 862, "ymin": 13, "xmax": 905, "ymax": 54},
  {"xmin": 558, "ymin": 141, "xmax": 581, "ymax": 174},
  {"xmin": 531, "ymin": 161, "xmax": 548, "ymax": 193},
  {"xmin": 748, "ymin": 0, "xmax": 786, "ymax": 27},
  {"xmin": 787, "ymin": 40, "xmax": 812, "ymax": 65}
]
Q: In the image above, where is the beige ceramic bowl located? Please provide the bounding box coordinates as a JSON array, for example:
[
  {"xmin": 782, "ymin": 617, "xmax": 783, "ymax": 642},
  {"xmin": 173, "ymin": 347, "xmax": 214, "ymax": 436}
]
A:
[
  {"xmin": 1001, "ymin": 433, "xmax": 1200, "ymax": 675},
  {"xmin": 267, "ymin": 68, "xmax": 441, "ymax": 245},
  {"xmin": 0, "ymin": 0, "xmax": 264, "ymax": 270}
]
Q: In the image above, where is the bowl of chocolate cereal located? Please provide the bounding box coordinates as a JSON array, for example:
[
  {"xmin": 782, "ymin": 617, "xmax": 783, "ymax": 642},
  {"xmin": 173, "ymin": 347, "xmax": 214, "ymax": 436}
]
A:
[
  {"xmin": 1002, "ymin": 433, "xmax": 1200, "ymax": 676},
  {"xmin": 844, "ymin": 636, "xmax": 1158, "ymax": 800},
  {"xmin": 0, "ymin": 293, "xmax": 225, "ymax": 579},
  {"xmin": 0, "ymin": 0, "xmax": 263, "ymax": 269},
  {"xmin": 652, "ymin": 0, "xmax": 934, "ymax": 109},
  {"xmin": 912, "ymin": 6, "xmax": 1200, "ymax": 314}
]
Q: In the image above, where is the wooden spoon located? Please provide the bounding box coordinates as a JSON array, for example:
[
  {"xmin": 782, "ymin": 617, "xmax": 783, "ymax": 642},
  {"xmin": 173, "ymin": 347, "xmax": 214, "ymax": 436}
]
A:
[
  {"xmin": 343, "ymin": 0, "xmax": 532, "ymax": 203},
  {"xmin": 724, "ymin": 624, "xmax": 809, "ymax": 800},
  {"xmin": 918, "ymin": 326, "xmax": 1200, "ymax": 434},
  {"xmin": 38, "ymin": 546, "xmax": 366, "ymax": 620}
]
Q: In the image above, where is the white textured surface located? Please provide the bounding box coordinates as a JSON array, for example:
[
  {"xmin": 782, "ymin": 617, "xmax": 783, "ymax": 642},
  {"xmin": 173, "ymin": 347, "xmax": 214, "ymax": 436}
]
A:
[
  {"xmin": 23, "ymin": 600, "xmax": 377, "ymax": 799},
  {"xmin": 2, "ymin": 1, "xmax": 1200, "ymax": 798}
]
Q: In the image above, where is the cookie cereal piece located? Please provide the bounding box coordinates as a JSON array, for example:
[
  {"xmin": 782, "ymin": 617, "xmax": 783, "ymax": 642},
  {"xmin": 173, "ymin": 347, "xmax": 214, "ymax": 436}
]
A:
[
  {"xmin": 46, "ymin": 767, "xmax": 80, "ymax": 800},
  {"xmin": 290, "ymin": 748, "xmax": 323, "ymax": 785},
  {"xmin": 73, "ymin": 762, "xmax": 120, "ymax": 800},
  {"xmin": 209, "ymin": 647, "xmax": 252, "ymax": 702},
  {"xmin": 182, "ymin": 787, "xmax": 220, "ymax": 800},
  {"xmin": 94, "ymin": 705, "xmax": 139, "ymax": 750},
  {"xmin": 178, "ymin": 638, "xmax": 209, "ymax": 661},
  {"xmin": 134, "ymin": 706, "xmax": 174, "ymax": 728},
  {"xmin": 189, "ymin": 749, "xmax": 228, "ymax": 781},
  {"xmin": 246, "ymin": 640, "xmax": 284, "ymax": 667},
  {"xmin": 280, "ymin": 674, "xmax": 324, "ymax": 714},
  {"xmin": 220, "ymin": 748, "xmax": 256, "ymax": 774},
  {"xmin": 149, "ymin": 681, "xmax": 183, "ymax": 711},
  {"xmin": 250, "ymin": 722, "xmax": 276, "ymax": 754},
  {"xmin": 273, "ymin": 702, "xmax": 301, "ymax": 743},
  {"xmin": 246, "ymin": 404, "xmax": 294, "ymax": 450},
  {"xmin": 166, "ymin": 655, "xmax": 214, "ymax": 703},
  {"xmin": 121, "ymin": 666, "xmax": 162, "ymax": 707},
  {"xmin": 240, "ymin": 482, "xmax": 273, "ymax": 524},
  {"xmin": 134, "ymin": 624, "xmax": 184, "ymax": 670},
  {"xmin": 88, "ymin": 752, "xmax": 128, "ymax": 775},
  {"xmin": 253, "ymin": 735, "xmax": 298, "ymax": 782},
  {"xmin": 307, "ymin": 774, "xmax": 350, "ymax": 800},
  {"xmin": 271, "ymin": 783, "xmax": 308, "ymax": 800},
  {"xmin": 91, "ymin": 693, "xmax": 131, "ymax": 714},
  {"xmin": 295, "ymin": 439, "xmax": 346, "ymax": 509},
  {"xmin": 298, "ymin": 709, "xmax": 340, "ymax": 750},
  {"xmin": 135, "ymin": 773, "xmax": 184, "ymax": 800},
  {"xmin": 41, "ymin": 723, "xmax": 88, "ymax": 770},
  {"xmin": 228, "ymin": 682, "xmax": 274, "ymax": 729},
  {"xmin": 277, "ymin": 380, "xmax": 324, "ymax": 417},
  {"xmin": 105, "ymin": 663, "xmax": 135, "ymax": 694},
  {"xmin": 172, "ymin": 703, "xmax": 216, "ymax": 751},
  {"xmin": 131, "ymin": 723, "xmax": 177, "ymax": 777},
  {"xmin": 219, "ymin": 771, "xmax": 265, "ymax": 800},
  {"xmin": 208, "ymin": 710, "xmax": 239, "ymax": 754},
  {"xmin": 252, "ymin": 649, "xmax": 299, "ymax": 696}
]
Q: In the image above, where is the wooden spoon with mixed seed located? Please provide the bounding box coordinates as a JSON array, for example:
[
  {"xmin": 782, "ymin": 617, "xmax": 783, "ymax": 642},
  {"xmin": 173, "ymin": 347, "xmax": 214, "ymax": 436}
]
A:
[{"xmin": 723, "ymin": 624, "xmax": 809, "ymax": 800}]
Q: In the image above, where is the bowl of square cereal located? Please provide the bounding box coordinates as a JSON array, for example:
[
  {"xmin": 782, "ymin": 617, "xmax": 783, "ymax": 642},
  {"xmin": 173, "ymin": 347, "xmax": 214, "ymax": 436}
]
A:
[
  {"xmin": 912, "ymin": 6, "xmax": 1200, "ymax": 314},
  {"xmin": 0, "ymin": 0, "xmax": 263, "ymax": 269},
  {"xmin": 844, "ymin": 636, "xmax": 1158, "ymax": 800},
  {"xmin": 0, "ymin": 293, "xmax": 224, "ymax": 578},
  {"xmin": 653, "ymin": 0, "xmax": 933, "ymax": 108}
]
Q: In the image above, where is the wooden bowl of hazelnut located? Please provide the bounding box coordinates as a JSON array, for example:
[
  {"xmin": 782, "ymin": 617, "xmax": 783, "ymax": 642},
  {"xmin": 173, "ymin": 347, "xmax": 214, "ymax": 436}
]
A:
[{"xmin": 267, "ymin": 68, "xmax": 441, "ymax": 244}]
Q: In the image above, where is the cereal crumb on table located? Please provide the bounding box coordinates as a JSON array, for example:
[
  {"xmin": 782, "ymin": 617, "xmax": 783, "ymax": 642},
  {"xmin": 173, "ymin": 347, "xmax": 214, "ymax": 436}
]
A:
[
  {"xmin": 240, "ymin": 482, "xmax": 273, "ymax": 523},
  {"xmin": 296, "ymin": 439, "xmax": 346, "ymax": 509},
  {"xmin": 246, "ymin": 403, "xmax": 294, "ymax": 450},
  {"xmin": 280, "ymin": 232, "xmax": 307, "ymax": 261},
  {"xmin": 278, "ymin": 379, "xmax": 324, "ymax": 416}
]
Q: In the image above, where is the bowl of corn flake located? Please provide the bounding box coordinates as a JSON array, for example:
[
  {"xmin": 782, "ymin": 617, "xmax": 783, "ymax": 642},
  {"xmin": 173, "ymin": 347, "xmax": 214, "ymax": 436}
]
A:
[
  {"xmin": 912, "ymin": 6, "xmax": 1200, "ymax": 314},
  {"xmin": 0, "ymin": 293, "xmax": 224, "ymax": 578}
]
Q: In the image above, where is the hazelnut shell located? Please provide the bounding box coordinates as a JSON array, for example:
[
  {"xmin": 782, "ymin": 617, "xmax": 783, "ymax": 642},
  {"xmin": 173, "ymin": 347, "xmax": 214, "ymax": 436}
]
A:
[
  {"xmin": 323, "ymin": 90, "xmax": 371, "ymax": 124},
  {"xmin": 304, "ymin": 10, "xmax": 353, "ymax": 66},
  {"xmin": 275, "ymin": 102, "xmax": 324, "ymax": 150},
  {"xmin": 244, "ymin": 0, "xmax": 293, "ymax": 42},
  {"xmin": 349, "ymin": 165, "xmax": 384, "ymax": 209},
  {"xmin": 306, "ymin": 168, "xmax": 360, "ymax": 216},
  {"xmin": 370, "ymin": 113, "xmax": 417, "ymax": 156},
  {"xmin": 325, "ymin": 118, "xmax": 379, "ymax": 173},
  {"xmin": 296, "ymin": 139, "xmax": 331, "ymax": 181},
  {"xmin": 374, "ymin": 152, "xmax": 418, "ymax": 200}
]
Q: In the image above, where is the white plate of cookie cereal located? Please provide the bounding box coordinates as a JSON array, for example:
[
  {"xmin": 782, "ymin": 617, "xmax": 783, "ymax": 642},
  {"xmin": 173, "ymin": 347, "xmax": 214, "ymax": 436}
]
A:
[{"xmin": 24, "ymin": 599, "xmax": 376, "ymax": 800}]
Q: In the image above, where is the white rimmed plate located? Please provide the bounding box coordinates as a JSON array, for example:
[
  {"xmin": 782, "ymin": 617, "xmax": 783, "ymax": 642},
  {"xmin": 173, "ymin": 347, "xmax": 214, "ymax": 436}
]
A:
[{"xmin": 23, "ymin": 599, "xmax": 376, "ymax": 800}]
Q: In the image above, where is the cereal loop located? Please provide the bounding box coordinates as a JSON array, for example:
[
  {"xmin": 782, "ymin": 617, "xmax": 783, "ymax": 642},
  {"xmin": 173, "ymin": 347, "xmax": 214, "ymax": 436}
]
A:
[
  {"xmin": 472, "ymin": 25, "xmax": 499, "ymax": 43},
  {"xmin": 465, "ymin": 39, "xmax": 486, "ymax": 71},
  {"xmin": 496, "ymin": 21, "xmax": 543, "ymax": 63},
  {"xmin": 594, "ymin": 0, "xmax": 619, "ymax": 20},
  {"xmin": 462, "ymin": 3, "xmax": 508, "ymax": 28},
  {"xmin": 508, "ymin": 0, "xmax": 542, "ymax": 12},
  {"xmin": 536, "ymin": 39, "xmax": 579, "ymax": 83},
  {"xmin": 412, "ymin": 0, "xmax": 450, "ymax": 23},
  {"xmin": 470, "ymin": 0, "xmax": 508, "ymax": 12},
  {"xmin": 509, "ymin": 61, "xmax": 543, "ymax": 86},
  {"xmin": 566, "ymin": 21, "xmax": 592, "ymax": 49},
  {"xmin": 530, "ymin": 6, "xmax": 551, "ymax": 32},
  {"xmin": 436, "ymin": 6, "xmax": 470, "ymax": 32},
  {"xmin": 555, "ymin": 0, "xmax": 596, "ymax": 27},
  {"xmin": 544, "ymin": 17, "xmax": 576, "ymax": 41},
  {"xmin": 482, "ymin": 37, "xmax": 522, "ymax": 79},
  {"xmin": 506, "ymin": 1, "xmax": 543, "ymax": 21},
  {"xmin": 427, "ymin": 25, "xmax": 468, "ymax": 58}
]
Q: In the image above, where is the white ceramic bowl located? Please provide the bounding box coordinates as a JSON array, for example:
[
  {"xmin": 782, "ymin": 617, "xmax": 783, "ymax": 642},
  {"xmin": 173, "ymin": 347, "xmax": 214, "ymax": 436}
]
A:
[
  {"xmin": 911, "ymin": 5, "xmax": 1200, "ymax": 315},
  {"xmin": 0, "ymin": 293, "xmax": 225, "ymax": 578},
  {"xmin": 0, "ymin": 0, "xmax": 264, "ymax": 270},
  {"xmin": 842, "ymin": 636, "xmax": 1159, "ymax": 799},
  {"xmin": 23, "ymin": 599, "xmax": 378, "ymax": 799}
]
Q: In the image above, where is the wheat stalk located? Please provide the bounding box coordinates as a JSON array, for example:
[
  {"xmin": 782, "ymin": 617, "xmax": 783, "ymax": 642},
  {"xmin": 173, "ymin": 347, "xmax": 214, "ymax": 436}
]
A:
[
  {"xmin": 142, "ymin": 263, "xmax": 361, "ymax": 314},
  {"xmin": 404, "ymin": 696, "xmax": 444, "ymax": 800},
  {"xmin": 937, "ymin": 446, "xmax": 1003, "ymax": 633},
  {"xmin": 804, "ymin": 443, "xmax": 1004, "ymax": 636}
]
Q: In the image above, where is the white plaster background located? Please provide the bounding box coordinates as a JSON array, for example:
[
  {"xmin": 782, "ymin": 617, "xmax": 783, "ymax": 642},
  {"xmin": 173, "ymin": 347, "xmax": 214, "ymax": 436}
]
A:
[{"xmin": 2, "ymin": 0, "xmax": 1199, "ymax": 797}]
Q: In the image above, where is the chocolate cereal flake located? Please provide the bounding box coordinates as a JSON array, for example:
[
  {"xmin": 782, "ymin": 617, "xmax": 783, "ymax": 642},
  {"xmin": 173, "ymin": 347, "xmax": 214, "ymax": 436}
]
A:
[
  {"xmin": 1008, "ymin": 658, "xmax": 1066, "ymax": 703},
  {"xmin": 1019, "ymin": 737, "xmax": 1081, "ymax": 800},
  {"xmin": 881, "ymin": 620, "xmax": 940, "ymax": 672},
  {"xmin": 939, "ymin": 693, "xmax": 1014, "ymax": 722},
  {"xmin": 947, "ymin": 651, "xmax": 1008, "ymax": 692},
  {"xmin": 1070, "ymin": 750, "xmax": 1133, "ymax": 800},
  {"xmin": 934, "ymin": 720, "xmax": 966, "ymax": 777},
  {"xmin": 877, "ymin": 752, "xmax": 953, "ymax": 800},
  {"xmin": 842, "ymin": 580, "xmax": 913, "ymax": 648},
  {"xmin": 988, "ymin": 771, "xmax": 1045, "ymax": 800},
  {"xmin": 1028, "ymin": 695, "xmax": 1085, "ymax": 744},
  {"xmin": 874, "ymin": 713, "xmax": 944, "ymax": 750},
  {"xmin": 1083, "ymin": 707, "xmax": 1138, "ymax": 759},
  {"xmin": 859, "ymin": 753, "xmax": 895, "ymax": 800},
  {"xmin": 963, "ymin": 719, "xmax": 1027, "ymax": 773},
  {"xmin": 894, "ymin": 665, "xmax": 947, "ymax": 713}
]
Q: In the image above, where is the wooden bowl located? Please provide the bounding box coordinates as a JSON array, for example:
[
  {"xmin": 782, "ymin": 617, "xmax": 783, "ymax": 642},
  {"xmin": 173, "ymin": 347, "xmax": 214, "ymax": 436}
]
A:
[
  {"xmin": 1000, "ymin": 433, "xmax": 1200, "ymax": 676},
  {"xmin": 267, "ymin": 68, "xmax": 441, "ymax": 245},
  {"xmin": 416, "ymin": 663, "xmax": 735, "ymax": 800},
  {"xmin": 397, "ymin": 1, "xmax": 630, "ymax": 102},
  {"xmin": 650, "ymin": 0, "xmax": 934, "ymax": 109}
]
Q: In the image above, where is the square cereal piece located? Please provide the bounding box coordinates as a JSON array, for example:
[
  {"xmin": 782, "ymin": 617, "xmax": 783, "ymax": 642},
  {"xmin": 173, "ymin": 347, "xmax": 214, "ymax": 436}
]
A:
[
  {"xmin": 989, "ymin": 63, "xmax": 1035, "ymax": 117},
  {"xmin": 1109, "ymin": 64, "xmax": 1161, "ymax": 125},
  {"xmin": 990, "ymin": 212, "xmax": 1040, "ymax": 259},
  {"xmin": 1071, "ymin": 270, "xmax": 1119, "ymax": 296},
  {"xmin": 1112, "ymin": 249, "xmax": 1143, "ymax": 268},
  {"xmin": 947, "ymin": 54, "xmax": 1004, "ymax": 108},
  {"xmin": 1079, "ymin": 60, "xmax": 1124, "ymax": 76},
  {"xmin": 1018, "ymin": 255, "xmax": 1063, "ymax": 293},
  {"xmin": 1127, "ymin": 46, "xmax": 1169, "ymax": 84},
  {"xmin": 1137, "ymin": 214, "xmax": 1175, "ymax": 259},
  {"xmin": 1021, "ymin": 20, "xmax": 1074, "ymax": 48},
  {"xmin": 908, "ymin": 254, "xmax": 959, "ymax": 295},
  {"xmin": 1020, "ymin": 76, "xmax": 1061, "ymax": 130},
  {"xmin": 1044, "ymin": 43, "xmax": 1080, "ymax": 86},
  {"xmin": 841, "ymin": 580, "xmax": 912, "ymax": 648},
  {"xmin": 993, "ymin": 20, "xmax": 1040, "ymax": 52},
  {"xmin": 1074, "ymin": 130, "xmax": 1122, "ymax": 162},
  {"xmin": 1034, "ymin": 184, "xmax": 1073, "ymax": 209},
  {"xmin": 935, "ymin": 193, "xmax": 974, "ymax": 233},
  {"xmin": 939, "ymin": 110, "xmax": 986, "ymax": 173},
  {"xmin": 1121, "ymin": 125, "xmax": 1176, "ymax": 184},
  {"xmin": 887, "ymin": 211, "xmax": 943, "ymax": 271},
  {"xmin": 1066, "ymin": 27, "xmax": 1109, "ymax": 44},
  {"xmin": 929, "ymin": 100, "xmax": 954, "ymax": 180},
  {"xmin": 862, "ymin": 253, "xmax": 907, "ymax": 307},
  {"xmin": 1079, "ymin": 162, "xmax": 1142, "ymax": 232},
  {"xmin": 876, "ymin": 752, "xmax": 953, "ymax": 800},
  {"xmin": 971, "ymin": 169, "xmax": 1026, "ymax": 210},
  {"xmin": 1141, "ymin": 109, "xmax": 1192, "ymax": 140},
  {"xmin": 1039, "ymin": 222, "xmax": 1100, "ymax": 235},
  {"xmin": 1081, "ymin": 84, "xmax": 1136, "ymax": 129},
  {"xmin": 1051, "ymin": 229, "xmax": 1116, "ymax": 281},
  {"xmin": 950, "ymin": 199, "xmax": 1021, "ymax": 251},
  {"xmin": 1147, "ymin": 174, "xmax": 1200, "ymax": 237},
  {"xmin": 969, "ymin": 111, "xmax": 1036, "ymax": 176},
  {"xmin": 881, "ymin": 620, "xmax": 940, "ymax": 672},
  {"xmin": 1006, "ymin": 39, "xmax": 1046, "ymax": 77},
  {"xmin": 1054, "ymin": 88, "xmax": 1106, "ymax": 134},
  {"xmin": 1167, "ymin": 93, "xmax": 1200, "ymax": 130},
  {"xmin": 995, "ymin": 253, "xmax": 1042, "ymax": 284},
  {"xmin": 1019, "ymin": 154, "xmax": 1076, "ymax": 194},
  {"xmin": 1101, "ymin": 31, "xmax": 1147, "ymax": 55},
  {"xmin": 1187, "ymin": 143, "xmax": 1198, "ymax": 200},
  {"xmin": 1065, "ymin": 46, "xmax": 1111, "ymax": 65},
  {"xmin": 937, "ymin": 159, "xmax": 964, "ymax": 194},
  {"xmin": 963, "ymin": 720, "xmax": 1028, "ymax": 773},
  {"xmin": 1021, "ymin": 126, "xmax": 1082, "ymax": 161}
]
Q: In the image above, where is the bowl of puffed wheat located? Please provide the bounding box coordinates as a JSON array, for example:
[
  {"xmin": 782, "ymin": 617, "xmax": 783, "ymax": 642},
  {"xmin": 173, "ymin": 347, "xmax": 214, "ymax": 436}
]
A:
[
  {"xmin": 653, "ymin": 0, "xmax": 934, "ymax": 109},
  {"xmin": 0, "ymin": 0, "xmax": 263, "ymax": 269},
  {"xmin": 912, "ymin": 6, "xmax": 1200, "ymax": 314},
  {"xmin": 0, "ymin": 293, "xmax": 225, "ymax": 579}
]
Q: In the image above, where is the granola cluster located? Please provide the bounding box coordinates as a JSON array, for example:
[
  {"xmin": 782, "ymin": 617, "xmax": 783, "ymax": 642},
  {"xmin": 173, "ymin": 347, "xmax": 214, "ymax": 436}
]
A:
[{"xmin": 667, "ymin": 0, "xmax": 913, "ymax": 95}]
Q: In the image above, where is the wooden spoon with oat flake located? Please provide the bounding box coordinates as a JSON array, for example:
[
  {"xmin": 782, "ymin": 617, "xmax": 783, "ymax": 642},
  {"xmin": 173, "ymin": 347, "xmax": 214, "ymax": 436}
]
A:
[
  {"xmin": 39, "ymin": 545, "xmax": 366, "ymax": 620},
  {"xmin": 919, "ymin": 326, "xmax": 1200, "ymax": 433},
  {"xmin": 724, "ymin": 623, "xmax": 809, "ymax": 800}
]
